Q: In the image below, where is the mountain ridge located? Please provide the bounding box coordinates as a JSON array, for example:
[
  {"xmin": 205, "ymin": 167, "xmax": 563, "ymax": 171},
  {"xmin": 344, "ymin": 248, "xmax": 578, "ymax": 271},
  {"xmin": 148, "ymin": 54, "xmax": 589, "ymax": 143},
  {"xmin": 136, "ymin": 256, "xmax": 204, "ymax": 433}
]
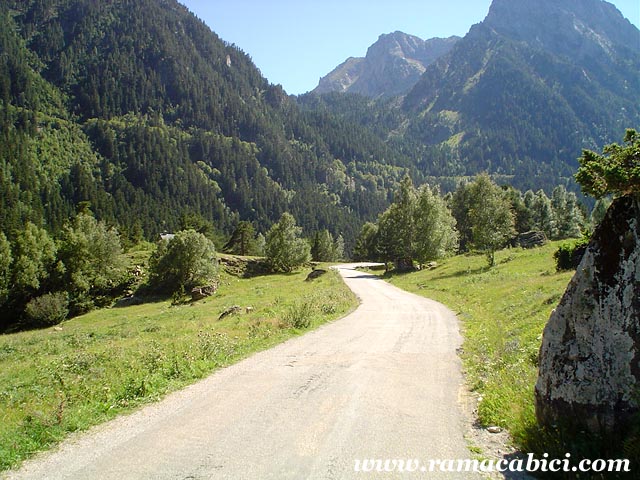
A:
[
  {"xmin": 307, "ymin": 0, "xmax": 639, "ymax": 193},
  {"xmin": 313, "ymin": 31, "xmax": 459, "ymax": 98}
]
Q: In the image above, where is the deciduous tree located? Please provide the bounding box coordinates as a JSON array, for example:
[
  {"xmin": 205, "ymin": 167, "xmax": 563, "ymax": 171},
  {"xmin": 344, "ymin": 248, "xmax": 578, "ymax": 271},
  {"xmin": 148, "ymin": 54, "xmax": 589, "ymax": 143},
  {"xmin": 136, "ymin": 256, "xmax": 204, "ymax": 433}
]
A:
[
  {"xmin": 265, "ymin": 213, "xmax": 311, "ymax": 272},
  {"xmin": 149, "ymin": 229, "xmax": 218, "ymax": 292},
  {"xmin": 413, "ymin": 184, "xmax": 458, "ymax": 265},
  {"xmin": 468, "ymin": 174, "xmax": 515, "ymax": 267}
]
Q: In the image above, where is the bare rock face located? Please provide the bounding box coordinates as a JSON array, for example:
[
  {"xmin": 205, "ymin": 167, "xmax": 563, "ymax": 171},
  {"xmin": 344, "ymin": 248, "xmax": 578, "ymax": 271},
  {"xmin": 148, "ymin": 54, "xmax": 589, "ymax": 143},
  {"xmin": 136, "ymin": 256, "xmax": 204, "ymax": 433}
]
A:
[
  {"xmin": 314, "ymin": 32, "xmax": 459, "ymax": 98},
  {"xmin": 535, "ymin": 195, "xmax": 640, "ymax": 434}
]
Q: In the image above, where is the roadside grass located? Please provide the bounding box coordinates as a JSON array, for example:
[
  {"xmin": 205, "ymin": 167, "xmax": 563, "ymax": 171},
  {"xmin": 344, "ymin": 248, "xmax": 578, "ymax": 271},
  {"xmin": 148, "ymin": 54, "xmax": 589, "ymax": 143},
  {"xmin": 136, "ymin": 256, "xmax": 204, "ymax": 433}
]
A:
[
  {"xmin": 0, "ymin": 265, "xmax": 357, "ymax": 471},
  {"xmin": 380, "ymin": 243, "xmax": 573, "ymax": 449}
]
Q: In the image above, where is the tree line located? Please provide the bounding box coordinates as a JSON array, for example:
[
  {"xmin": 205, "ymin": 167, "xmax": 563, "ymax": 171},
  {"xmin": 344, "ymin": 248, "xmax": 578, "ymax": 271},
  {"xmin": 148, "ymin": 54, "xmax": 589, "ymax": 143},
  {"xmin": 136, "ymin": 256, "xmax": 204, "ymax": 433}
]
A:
[
  {"xmin": 2, "ymin": 128, "xmax": 635, "ymax": 332},
  {"xmin": 353, "ymin": 173, "xmax": 593, "ymax": 269}
]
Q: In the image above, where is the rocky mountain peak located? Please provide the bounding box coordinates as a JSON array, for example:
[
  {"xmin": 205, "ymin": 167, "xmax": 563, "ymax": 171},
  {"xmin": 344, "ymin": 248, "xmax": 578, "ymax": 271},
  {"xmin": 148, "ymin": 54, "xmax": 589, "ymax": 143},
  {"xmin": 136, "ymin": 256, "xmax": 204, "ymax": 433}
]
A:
[
  {"xmin": 313, "ymin": 32, "xmax": 459, "ymax": 98},
  {"xmin": 484, "ymin": 0, "xmax": 639, "ymax": 58}
]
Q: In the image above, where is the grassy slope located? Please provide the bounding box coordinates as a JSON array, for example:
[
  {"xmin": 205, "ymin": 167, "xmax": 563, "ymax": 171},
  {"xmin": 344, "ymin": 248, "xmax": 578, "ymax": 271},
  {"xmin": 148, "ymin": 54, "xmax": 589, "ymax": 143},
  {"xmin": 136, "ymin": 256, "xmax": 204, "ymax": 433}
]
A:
[
  {"xmin": 0, "ymin": 266, "xmax": 357, "ymax": 470},
  {"xmin": 382, "ymin": 242, "xmax": 573, "ymax": 447}
]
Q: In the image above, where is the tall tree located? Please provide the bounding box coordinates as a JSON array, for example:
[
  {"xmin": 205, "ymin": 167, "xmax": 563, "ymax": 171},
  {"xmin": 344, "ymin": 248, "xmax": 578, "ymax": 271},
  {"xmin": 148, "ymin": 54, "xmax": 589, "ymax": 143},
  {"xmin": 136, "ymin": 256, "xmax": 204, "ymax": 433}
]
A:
[
  {"xmin": 57, "ymin": 212, "xmax": 125, "ymax": 313},
  {"xmin": 376, "ymin": 176, "xmax": 417, "ymax": 270},
  {"xmin": 0, "ymin": 232, "xmax": 12, "ymax": 306},
  {"xmin": 333, "ymin": 234, "xmax": 345, "ymax": 261},
  {"xmin": 504, "ymin": 186, "xmax": 533, "ymax": 233},
  {"xmin": 224, "ymin": 221, "xmax": 257, "ymax": 256},
  {"xmin": 450, "ymin": 181, "xmax": 474, "ymax": 252},
  {"xmin": 12, "ymin": 222, "xmax": 57, "ymax": 294},
  {"xmin": 468, "ymin": 174, "xmax": 515, "ymax": 267},
  {"xmin": 553, "ymin": 188, "xmax": 585, "ymax": 239},
  {"xmin": 353, "ymin": 222, "xmax": 378, "ymax": 261},
  {"xmin": 149, "ymin": 229, "xmax": 218, "ymax": 292},
  {"xmin": 311, "ymin": 230, "xmax": 335, "ymax": 262},
  {"xmin": 413, "ymin": 184, "xmax": 458, "ymax": 265},
  {"xmin": 264, "ymin": 213, "xmax": 311, "ymax": 273},
  {"xmin": 532, "ymin": 190, "xmax": 557, "ymax": 239}
]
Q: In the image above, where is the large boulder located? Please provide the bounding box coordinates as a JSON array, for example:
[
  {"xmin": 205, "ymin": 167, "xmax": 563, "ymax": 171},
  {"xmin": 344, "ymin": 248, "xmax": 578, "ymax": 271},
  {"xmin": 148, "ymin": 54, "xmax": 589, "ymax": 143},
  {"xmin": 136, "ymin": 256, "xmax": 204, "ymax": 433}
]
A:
[
  {"xmin": 535, "ymin": 196, "xmax": 640, "ymax": 434},
  {"xmin": 512, "ymin": 230, "xmax": 547, "ymax": 249}
]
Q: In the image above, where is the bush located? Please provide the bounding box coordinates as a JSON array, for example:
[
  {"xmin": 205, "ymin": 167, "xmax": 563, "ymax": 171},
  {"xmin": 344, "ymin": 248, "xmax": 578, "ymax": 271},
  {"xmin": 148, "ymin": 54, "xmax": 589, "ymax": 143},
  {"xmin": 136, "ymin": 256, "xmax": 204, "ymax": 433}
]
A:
[
  {"xmin": 284, "ymin": 300, "xmax": 314, "ymax": 329},
  {"xmin": 25, "ymin": 292, "xmax": 69, "ymax": 326},
  {"xmin": 554, "ymin": 238, "xmax": 589, "ymax": 271},
  {"xmin": 148, "ymin": 230, "xmax": 218, "ymax": 292}
]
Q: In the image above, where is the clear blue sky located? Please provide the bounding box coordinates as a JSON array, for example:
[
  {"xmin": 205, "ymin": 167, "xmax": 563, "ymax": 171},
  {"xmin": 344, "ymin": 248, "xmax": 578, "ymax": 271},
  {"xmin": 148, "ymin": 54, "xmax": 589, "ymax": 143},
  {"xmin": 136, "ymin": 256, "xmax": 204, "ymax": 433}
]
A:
[{"xmin": 181, "ymin": 0, "xmax": 640, "ymax": 95}]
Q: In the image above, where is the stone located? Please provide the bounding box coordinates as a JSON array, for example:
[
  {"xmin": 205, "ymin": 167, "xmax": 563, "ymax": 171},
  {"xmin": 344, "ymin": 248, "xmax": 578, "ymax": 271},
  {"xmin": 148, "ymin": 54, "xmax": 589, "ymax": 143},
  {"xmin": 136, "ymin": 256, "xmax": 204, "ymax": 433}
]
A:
[
  {"xmin": 305, "ymin": 269, "xmax": 327, "ymax": 281},
  {"xmin": 218, "ymin": 305, "xmax": 242, "ymax": 320},
  {"xmin": 535, "ymin": 196, "xmax": 640, "ymax": 435},
  {"xmin": 190, "ymin": 283, "xmax": 218, "ymax": 302},
  {"xmin": 487, "ymin": 426, "xmax": 502, "ymax": 434},
  {"xmin": 512, "ymin": 230, "xmax": 547, "ymax": 249}
]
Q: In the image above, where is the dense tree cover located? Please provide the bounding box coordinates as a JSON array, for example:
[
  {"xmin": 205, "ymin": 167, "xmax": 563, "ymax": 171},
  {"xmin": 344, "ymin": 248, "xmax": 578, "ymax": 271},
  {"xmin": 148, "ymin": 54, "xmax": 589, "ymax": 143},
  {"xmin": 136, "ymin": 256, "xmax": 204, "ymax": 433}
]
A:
[
  {"xmin": 0, "ymin": 210, "xmax": 125, "ymax": 330},
  {"xmin": 576, "ymin": 129, "xmax": 640, "ymax": 199},
  {"xmin": 0, "ymin": 0, "xmax": 626, "ymax": 327},
  {"xmin": 356, "ymin": 173, "xmax": 590, "ymax": 269},
  {"xmin": 361, "ymin": 176, "xmax": 459, "ymax": 270},
  {"xmin": 0, "ymin": 0, "xmax": 429, "ymax": 329},
  {"xmin": 265, "ymin": 213, "xmax": 311, "ymax": 273},
  {"xmin": 450, "ymin": 179, "xmax": 586, "ymax": 253},
  {"xmin": 0, "ymin": 0, "xmax": 408, "ymax": 256}
]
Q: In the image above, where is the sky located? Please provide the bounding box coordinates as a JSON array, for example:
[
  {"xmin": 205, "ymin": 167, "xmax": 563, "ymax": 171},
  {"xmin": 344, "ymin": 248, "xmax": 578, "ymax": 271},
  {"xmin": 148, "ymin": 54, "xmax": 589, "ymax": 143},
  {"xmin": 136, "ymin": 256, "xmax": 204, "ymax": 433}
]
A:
[{"xmin": 181, "ymin": 0, "xmax": 640, "ymax": 95}]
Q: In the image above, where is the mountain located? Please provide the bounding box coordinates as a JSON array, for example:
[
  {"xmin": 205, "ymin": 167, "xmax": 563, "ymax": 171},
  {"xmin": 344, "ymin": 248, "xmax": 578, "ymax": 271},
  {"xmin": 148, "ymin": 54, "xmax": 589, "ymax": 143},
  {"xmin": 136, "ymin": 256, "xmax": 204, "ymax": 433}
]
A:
[
  {"xmin": 313, "ymin": 32, "xmax": 459, "ymax": 98},
  {"xmin": 402, "ymin": 0, "xmax": 640, "ymax": 188},
  {"xmin": 306, "ymin": 0, "xmax": 640, "ymax": 193},
  {"xmin": 0, "ymin": 0, "xmax": 419, "ymax": 249}
]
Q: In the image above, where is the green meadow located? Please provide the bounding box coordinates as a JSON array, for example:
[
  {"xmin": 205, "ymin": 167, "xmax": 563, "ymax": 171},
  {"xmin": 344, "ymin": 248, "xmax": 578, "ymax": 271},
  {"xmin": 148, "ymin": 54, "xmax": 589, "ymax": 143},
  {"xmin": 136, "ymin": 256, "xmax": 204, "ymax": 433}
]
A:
[{"xmin": 0, "ymin": 264, "xmax": 357, "ymax": 470}]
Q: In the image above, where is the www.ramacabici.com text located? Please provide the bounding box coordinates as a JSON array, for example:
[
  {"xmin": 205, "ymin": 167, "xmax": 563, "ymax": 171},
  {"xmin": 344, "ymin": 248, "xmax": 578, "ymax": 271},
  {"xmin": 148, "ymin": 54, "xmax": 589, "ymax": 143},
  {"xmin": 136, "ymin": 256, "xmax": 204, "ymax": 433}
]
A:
[{"xmin": 354, "ymin": 454, "xmax": 630, "ymax": 475}]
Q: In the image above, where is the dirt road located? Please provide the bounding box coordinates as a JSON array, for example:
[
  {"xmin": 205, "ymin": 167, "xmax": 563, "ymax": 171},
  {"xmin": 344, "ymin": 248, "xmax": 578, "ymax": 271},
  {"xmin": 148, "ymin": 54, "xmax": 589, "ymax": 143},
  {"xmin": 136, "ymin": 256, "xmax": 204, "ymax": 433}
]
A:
[{"xmin": 7, "ymin": 265, "xmax": 477, "ymax": 479}]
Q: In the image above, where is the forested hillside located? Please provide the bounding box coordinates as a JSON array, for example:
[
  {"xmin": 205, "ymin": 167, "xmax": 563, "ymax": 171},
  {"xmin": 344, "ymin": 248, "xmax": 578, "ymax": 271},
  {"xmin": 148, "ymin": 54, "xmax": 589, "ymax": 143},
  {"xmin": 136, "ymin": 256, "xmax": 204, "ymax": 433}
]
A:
[{"xmin": 0, "ymin": 0, "xmax": 415, "ymax": 248}]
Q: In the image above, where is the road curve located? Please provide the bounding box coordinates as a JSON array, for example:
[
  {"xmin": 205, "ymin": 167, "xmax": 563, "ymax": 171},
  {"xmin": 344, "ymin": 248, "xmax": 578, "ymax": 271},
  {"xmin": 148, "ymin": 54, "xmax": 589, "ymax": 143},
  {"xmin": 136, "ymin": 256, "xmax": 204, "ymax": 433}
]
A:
[{"xmin": 6, "ymin": 264, "xmax": 477, "ymax": 479}]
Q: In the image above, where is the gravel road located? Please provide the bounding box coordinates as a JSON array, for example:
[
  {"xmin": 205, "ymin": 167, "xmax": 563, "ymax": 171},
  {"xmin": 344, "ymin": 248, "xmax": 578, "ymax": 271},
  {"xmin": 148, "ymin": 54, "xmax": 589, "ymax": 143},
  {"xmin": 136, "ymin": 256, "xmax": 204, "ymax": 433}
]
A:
[{"xmin": 6, "ymin": 264, "xmax": 478, "ymax": 479}]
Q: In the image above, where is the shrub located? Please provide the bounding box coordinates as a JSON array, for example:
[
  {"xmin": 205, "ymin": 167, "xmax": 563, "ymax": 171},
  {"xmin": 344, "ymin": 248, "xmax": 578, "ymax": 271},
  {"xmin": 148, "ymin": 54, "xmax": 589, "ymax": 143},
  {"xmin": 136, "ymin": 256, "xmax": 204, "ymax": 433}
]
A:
[
  {"xmin": 284, "ymin": 300, "xmax": 314, "ymax": 329},
  {"xmin": 554, "ymin": 238, "xmax": 589, "ymax": 271},
  {"xmin": 25, "ymin": 292, "xmax": 69, "ymax": 326}
]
